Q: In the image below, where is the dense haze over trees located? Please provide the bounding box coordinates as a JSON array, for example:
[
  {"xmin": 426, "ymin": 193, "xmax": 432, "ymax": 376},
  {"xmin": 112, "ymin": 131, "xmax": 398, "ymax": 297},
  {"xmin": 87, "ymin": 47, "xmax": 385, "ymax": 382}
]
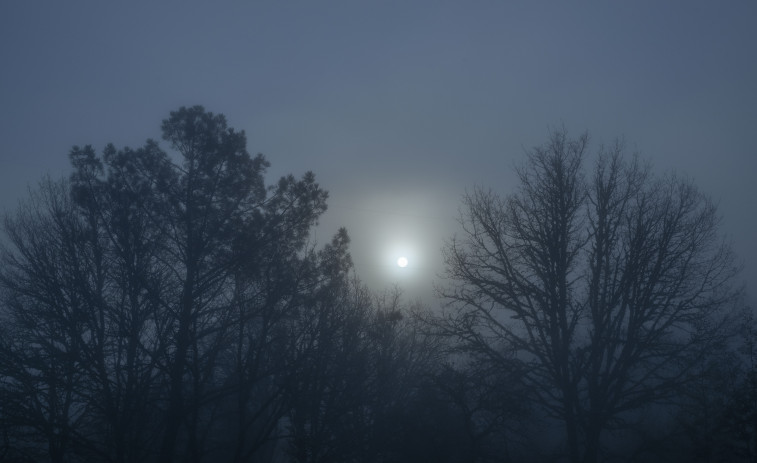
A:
[{"xmin": 0, "ymin": 107, "xmax": 753, "ymax": 462}]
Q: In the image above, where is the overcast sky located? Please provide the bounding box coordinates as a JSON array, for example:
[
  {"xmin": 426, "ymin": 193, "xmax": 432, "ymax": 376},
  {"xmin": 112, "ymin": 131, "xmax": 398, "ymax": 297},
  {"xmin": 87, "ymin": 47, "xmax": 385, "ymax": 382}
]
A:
[{"xmin": 1, "ymin": 1, "xmax": 755, "ymax": 303}]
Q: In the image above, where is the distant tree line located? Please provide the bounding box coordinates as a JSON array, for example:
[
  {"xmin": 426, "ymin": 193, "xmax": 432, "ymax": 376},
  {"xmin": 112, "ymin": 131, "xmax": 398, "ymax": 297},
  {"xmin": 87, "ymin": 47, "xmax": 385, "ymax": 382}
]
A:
[{"xmin": 0, "ymin": 108, "xmax": 754, "ymax": 462}]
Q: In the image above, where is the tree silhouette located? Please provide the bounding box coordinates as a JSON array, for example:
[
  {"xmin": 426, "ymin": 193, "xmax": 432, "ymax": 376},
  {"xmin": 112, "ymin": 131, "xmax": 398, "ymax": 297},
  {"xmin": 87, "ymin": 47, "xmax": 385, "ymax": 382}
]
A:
[
  {"xmin": 0, "ymin": 179, "xmax": 95, "ymax": 462},
  {"xmin": 438, "ymin": 130, "xmax": 741, "ymax": 463},
  {"xmin": 0, "ymin": 106, "xmax": 339, "ymax": 462},
  {"xmin": 2, "ymin": 113, "xmax": 746, "ymax": 462}
]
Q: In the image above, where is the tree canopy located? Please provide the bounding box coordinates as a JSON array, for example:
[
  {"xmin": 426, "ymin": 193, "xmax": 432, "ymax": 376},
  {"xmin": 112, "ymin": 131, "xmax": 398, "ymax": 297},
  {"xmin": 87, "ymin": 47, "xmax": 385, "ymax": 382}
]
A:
[
  {"xmin": 0, "ymin": 107, "xmax": 451, "ymax": 463},
  {"xmin": 0, "ymin": 114, "xmax": 752, "ymax": 463}
]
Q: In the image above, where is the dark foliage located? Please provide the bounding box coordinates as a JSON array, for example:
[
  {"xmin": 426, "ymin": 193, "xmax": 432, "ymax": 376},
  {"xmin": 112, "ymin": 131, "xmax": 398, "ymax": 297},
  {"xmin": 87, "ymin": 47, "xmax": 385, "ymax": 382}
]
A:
[
  {"xmin": 0, "ymin": 116, "xmax": 750, "ymax": 463},
  {"xmin": 0, "ymin": 107, "xmax": 445, "ymax": 463}
]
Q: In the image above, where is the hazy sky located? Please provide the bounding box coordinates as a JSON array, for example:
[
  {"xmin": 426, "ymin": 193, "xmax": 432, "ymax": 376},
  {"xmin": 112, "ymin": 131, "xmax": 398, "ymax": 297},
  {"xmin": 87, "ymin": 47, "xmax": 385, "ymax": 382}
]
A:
[{"xmin": 1, "ymin": 1, "xmax": 756, "ymax": 303}]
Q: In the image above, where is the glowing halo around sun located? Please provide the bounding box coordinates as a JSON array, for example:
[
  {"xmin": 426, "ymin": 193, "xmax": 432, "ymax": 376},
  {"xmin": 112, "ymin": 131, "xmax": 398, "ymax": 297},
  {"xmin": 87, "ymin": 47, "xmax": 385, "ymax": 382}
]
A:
[{"xmin": 381, "ymin": 241, "xmax": 417, "ymax": 277}]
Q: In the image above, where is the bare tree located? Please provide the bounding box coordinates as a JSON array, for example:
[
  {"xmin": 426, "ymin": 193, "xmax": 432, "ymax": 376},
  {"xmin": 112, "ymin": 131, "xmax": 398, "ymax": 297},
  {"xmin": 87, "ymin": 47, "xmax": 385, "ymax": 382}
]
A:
[
  {"xmin": 0, "ymin": 179, "xmax": 95, "ymax": 462},
  {"xmin": 438, "ymin": 130, "xmax": 740, "ymax": 462}
]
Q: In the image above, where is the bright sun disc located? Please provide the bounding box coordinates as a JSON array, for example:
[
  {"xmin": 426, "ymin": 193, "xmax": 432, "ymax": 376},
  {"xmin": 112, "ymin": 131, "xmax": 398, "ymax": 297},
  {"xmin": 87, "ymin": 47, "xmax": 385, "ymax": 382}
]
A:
[{"xmin": 397, "ymin": 257, "xmax": 408, "ymax": 268}]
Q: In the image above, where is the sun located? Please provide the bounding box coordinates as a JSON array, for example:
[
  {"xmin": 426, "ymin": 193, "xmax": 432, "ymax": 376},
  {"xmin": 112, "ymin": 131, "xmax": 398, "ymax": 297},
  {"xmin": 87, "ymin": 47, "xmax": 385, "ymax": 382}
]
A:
[{"xmin": 397, "ymin": 256, "xmax": 409, "ymax": 268}]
